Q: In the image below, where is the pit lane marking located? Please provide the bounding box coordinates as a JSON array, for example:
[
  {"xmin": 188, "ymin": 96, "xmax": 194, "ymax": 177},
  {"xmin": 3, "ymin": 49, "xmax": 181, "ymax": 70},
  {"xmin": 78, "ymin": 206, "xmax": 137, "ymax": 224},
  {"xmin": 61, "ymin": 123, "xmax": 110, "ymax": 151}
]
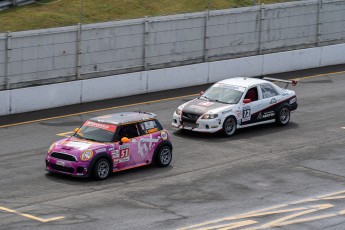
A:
[
  {"xmin": 178, "ymin": 189, "xmax": 345, "ymax": 230},
  {"xmin": 0, "ymin": 205, "xmax": 65, "ymax": 223},
  {"xmin": 1, "ymin": 71, "xmax": 344, "ymax": 130}
]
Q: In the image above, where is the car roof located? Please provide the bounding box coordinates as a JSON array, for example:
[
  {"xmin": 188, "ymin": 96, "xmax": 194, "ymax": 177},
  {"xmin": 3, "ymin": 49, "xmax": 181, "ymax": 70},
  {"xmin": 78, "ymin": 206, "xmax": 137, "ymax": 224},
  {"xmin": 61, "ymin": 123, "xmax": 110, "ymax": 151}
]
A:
[
  {"xmin": 89, "ymin": 112, "xmax": 157, "ymax": 125},
  {"xmin": 217, "ymin": 77, "xmax": 269, "ymax": 88}
]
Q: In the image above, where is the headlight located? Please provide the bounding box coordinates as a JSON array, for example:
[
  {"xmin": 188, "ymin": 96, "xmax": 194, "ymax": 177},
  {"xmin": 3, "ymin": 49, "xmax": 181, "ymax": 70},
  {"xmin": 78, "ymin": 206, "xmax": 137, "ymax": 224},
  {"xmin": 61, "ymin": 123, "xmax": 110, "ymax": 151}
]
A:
[
  {"xmin": 80, "ymin": 149, "xmax": 94, "ymax": 161},
  {"xmin": 201, "ymin": 114, "xmax": 218, "ymax": 119},
  {"xmin": 175, "ymin": 108, "xmax": 182, "ymax": 115},
  {"xmin": 48, "ymin": 143, "xmax": 55, "ymax": 154}
]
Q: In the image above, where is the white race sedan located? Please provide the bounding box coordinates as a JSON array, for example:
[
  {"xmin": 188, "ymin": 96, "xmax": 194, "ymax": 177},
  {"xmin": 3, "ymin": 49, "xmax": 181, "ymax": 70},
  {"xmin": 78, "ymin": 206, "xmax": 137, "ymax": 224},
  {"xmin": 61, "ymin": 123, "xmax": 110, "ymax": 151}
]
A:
[{"xmin": 172, "ymin": 77, "xmax": 297, "ymax": 136}]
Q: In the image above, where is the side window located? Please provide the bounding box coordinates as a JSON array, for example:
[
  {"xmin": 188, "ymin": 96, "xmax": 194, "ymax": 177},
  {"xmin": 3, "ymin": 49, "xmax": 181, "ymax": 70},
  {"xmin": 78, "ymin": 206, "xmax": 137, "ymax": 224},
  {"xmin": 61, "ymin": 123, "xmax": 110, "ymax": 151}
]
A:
[
  {"xmin": 244, "ymin": 87, "xmax": 258, "ymax": 102},
  {"xmin": 139, "ymin": 120, "xmax": 162, "ymax": 135},
  {"xmin": 117, "ymin": 124, "xmax": 140, "ymax": 140},
  {"xmin": 260, "ymin": 84, "xmax": 279, "ymax": 99}
]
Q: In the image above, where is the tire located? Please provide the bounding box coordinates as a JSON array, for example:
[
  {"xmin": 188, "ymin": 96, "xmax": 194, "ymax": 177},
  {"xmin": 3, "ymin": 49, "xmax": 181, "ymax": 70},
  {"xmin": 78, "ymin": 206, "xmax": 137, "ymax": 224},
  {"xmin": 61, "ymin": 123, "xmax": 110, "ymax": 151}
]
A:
[
  {"xmin": 222, "ymin": 116, "xmax": 237, "ymax": 137},
  {"xmin": 155, "ymin": 146, "xmax": 172, "ymax": 167},
  {"xmin": 93, "ymin": 158, "xmax": 111, "ymax": 180},
  {"xmin": 276, "ymin": 105, "xmax": 290, "ymax": 126}
]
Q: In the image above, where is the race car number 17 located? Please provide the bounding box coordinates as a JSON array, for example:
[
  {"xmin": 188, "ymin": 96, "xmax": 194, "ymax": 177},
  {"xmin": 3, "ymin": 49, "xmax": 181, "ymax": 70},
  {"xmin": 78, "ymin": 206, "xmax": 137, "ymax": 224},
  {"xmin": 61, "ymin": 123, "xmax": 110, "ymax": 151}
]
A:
[{"xmin": 242, "ymin": 106, "xmax": 251, "ymax": 122}]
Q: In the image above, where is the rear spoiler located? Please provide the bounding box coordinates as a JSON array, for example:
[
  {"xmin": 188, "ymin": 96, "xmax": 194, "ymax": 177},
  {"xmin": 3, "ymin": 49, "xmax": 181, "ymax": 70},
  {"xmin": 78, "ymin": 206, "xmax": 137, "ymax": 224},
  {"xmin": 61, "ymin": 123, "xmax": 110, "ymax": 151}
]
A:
[{"xmin": 259, "ymin": 77, "xmax": 297, "ymax": 89}]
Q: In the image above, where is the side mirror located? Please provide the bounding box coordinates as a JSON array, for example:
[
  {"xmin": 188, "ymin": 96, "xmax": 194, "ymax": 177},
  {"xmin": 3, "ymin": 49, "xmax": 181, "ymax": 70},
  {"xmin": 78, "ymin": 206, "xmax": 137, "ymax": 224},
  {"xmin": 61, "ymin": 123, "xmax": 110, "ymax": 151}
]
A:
[
  {"xmin": 243, "ymin": 99, "xmax": 251, "ymax": 104},
  {"xmin": 74, "ymin": 128, "xmax": 79, "ymax": 133},
  {"xmin": 200, "ymin": 91, "xmax": 204, "ymax": 96},
  {"xmin": 121, "ymin": 137, "xmax": 130, "ymax": 144}
]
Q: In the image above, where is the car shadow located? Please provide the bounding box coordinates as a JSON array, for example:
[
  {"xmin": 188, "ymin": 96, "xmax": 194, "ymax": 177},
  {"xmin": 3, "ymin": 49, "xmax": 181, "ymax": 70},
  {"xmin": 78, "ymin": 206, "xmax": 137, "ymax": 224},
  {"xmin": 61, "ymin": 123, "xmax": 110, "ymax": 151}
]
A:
[
  {"xmin": 44, "ymin": 163, "xmax": 174, "ymax": 184},
  {"xmin": 171, "ymin": 121, "xmax": 299, "ymax": 142}
]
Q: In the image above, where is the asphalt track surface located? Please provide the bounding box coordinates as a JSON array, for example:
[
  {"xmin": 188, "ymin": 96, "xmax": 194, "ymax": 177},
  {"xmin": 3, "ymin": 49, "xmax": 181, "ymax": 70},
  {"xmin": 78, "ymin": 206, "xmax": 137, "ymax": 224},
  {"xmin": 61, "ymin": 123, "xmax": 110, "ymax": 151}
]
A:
[{"xmin": 0, "ymin": 65, "xmax": 345, "ymax": 230}]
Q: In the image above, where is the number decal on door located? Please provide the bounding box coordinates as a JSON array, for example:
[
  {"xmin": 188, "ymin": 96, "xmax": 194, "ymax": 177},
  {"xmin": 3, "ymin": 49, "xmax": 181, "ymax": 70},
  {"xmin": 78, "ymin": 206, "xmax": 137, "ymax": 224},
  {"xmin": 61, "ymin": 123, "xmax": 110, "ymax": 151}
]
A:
[
  {"xmin": 242, "ymin": 106, "xmax": 251, "ymax": 122},
  {"xmin": 119, "ymin": 146, "xmax": 130, "ymax": 163}
]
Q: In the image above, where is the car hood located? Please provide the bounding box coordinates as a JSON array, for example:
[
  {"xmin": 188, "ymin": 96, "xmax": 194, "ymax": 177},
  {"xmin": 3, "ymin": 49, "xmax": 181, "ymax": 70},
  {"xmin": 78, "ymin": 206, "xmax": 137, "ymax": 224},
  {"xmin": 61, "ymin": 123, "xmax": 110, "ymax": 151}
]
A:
[
  {"xmin": 52, "ymin": 137, "xmax": 112, "ymax": 156},
  {"xmin": 181, "ymin": 98, "xmax": 235, "ymax": 115}
]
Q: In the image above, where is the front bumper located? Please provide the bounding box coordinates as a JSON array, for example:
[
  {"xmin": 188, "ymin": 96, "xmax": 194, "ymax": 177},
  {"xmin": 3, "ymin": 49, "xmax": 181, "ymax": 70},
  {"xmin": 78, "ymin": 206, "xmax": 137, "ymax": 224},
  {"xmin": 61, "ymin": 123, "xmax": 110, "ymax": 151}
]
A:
[
  {"xmin": 172, "ymin": 113, "xmax": 222, "ymax": 133},
  {"xmin": 45, "ymin": 156, "xmax": 91, "ymax": 177}
]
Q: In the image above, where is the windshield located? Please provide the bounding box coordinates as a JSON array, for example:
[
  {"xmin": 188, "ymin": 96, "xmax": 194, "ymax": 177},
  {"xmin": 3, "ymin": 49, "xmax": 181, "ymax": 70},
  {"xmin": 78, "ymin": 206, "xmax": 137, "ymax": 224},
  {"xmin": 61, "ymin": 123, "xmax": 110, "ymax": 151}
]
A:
[
  {"xmin": 74, "ymin": 121, "xmax": 117, "ymax": 142},
  {"xmin": 200, "ymin": 83, "xmax": 244, "ymax": 104}
]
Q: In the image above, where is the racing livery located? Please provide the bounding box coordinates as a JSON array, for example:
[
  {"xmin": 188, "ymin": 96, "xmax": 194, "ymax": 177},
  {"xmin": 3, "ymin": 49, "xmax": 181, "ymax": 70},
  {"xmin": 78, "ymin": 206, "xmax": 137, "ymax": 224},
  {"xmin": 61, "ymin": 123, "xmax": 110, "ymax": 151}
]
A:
[
  {"xmin": 45, "ymin": 112, "xmax": 172, "ymax": 180},
  {"xmin": 172, "ymin": 77, "xmax": 297, "ymax": 136}
]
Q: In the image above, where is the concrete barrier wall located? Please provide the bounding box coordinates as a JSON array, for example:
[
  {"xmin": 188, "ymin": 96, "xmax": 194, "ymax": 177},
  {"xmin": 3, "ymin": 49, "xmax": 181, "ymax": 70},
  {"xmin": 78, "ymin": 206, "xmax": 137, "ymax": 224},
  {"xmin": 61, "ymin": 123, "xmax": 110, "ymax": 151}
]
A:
[
  {"xmin": 1, "ymin": 0, "xmax": 345, "ymax": 90},
  {"xmin": 1, "ymin": 43, "xmax": 345, "ymax": 116}
]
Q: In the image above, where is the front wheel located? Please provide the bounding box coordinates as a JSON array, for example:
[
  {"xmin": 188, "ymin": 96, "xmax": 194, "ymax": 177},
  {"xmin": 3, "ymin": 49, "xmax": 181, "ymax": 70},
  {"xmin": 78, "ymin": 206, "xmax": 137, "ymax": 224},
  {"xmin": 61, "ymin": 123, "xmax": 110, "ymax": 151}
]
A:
[
  {"xmin": 222, "ymin": 116, "xmax": 237, "ymax": 137},
  {"xmin": 155, "ymin": 146, "xmax": 172, "ymax": 167},
  {"xmin": 276, "ymin": 105, "xmax": 290, "ymax": 126},
  {"xmin": 93, "ymin": 158, "xmax": 111, "ymax": 180}
]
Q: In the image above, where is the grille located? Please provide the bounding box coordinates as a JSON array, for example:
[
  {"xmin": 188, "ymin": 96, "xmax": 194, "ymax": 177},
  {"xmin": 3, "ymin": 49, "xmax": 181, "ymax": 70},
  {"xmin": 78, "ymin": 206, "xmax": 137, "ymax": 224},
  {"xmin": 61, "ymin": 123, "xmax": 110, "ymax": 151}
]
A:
[
  {"xmin": 182, "ymin": 121, "xmax": 199, "ymax": 128},
  {"xmin": 50, "ymin": 163, "xmax": 74, "ymax": 173},
  {"xmin": 182, "ymin": 112, "xmax": 199, "ymax": 123},
  {"xmin": 51, "ymin": 152, "xmax": 77, "ymax": 162}
]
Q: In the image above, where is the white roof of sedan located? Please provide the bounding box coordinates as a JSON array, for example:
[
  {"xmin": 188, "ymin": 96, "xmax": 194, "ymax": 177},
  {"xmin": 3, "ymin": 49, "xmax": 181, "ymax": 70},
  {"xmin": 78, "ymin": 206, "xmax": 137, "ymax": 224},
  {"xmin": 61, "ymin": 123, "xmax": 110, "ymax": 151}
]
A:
[{"xmin": 217, "ymin": 77, "xmax": 267, "ymax": 88}]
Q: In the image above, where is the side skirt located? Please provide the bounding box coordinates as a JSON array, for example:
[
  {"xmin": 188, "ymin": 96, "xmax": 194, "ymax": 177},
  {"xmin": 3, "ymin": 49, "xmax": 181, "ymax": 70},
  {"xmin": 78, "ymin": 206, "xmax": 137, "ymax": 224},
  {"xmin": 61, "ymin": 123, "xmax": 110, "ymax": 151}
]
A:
[{"xmin": 237, "ymin": 119, "xmax": 275, "ymax": 129}]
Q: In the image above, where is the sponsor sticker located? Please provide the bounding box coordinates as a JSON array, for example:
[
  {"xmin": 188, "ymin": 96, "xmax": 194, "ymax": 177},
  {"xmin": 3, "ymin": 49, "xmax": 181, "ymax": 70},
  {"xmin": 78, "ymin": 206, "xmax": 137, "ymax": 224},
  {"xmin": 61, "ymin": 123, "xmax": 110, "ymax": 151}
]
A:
[
  {"xmin": 84, "ymin": 121, "xmax": 117, "ymax": 133},
  {"xmin": 66, "ymin": 141, "xmax": 91, "ymax": 150},
  {"xmin": 289, "ymin": 97, "xmax": 297, "ymax": 104},
  {"xmin": 242, "ymin": 105, "xmax": 251, "ymax": 122},
  {"xmin": 198, "ymin": 101, "xmax": 214, "ymax": 106},
  {"xmin": 95, "ymin": 148, "xmax": 107, "ymax": 153},
  {"xmin": 161, "ymin": 131, "xmax": 168, "ymax": 140},
  {"xmin": 263, "ymin": 111, "xmax": 275, "ymax": 118},
  {"xmin": 214, "ymin": 83, "xmax": 246, "ymax": 92},
  {"xmin": 270, "ymin": 98, "xmax": 277, "ymax": 104},
  {"xmin": 189, "ymin": 105, "xmax": 207, "ymax": 111}
]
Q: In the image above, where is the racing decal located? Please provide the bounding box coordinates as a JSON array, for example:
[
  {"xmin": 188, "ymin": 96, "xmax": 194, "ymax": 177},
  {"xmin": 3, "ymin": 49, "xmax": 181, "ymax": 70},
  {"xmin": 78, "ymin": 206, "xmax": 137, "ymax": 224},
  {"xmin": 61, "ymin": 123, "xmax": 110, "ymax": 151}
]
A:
[
  {"xmin": 161, "ymin": 131, "xmax": 168, "ymax": 140},
  {"xmin": 242, "ymin": 95, "xmax": 296, "ymax": 125},
  {"xmin": 136, "ymin": 134, "xmax": 160, "ymax": 158},
  {"xmin": 183, "ymin": 99, "xmax": 229, "ymax": 116},
  {"xmin": 95, "ymin": 148, "xmax": 107, "ymax": 153},
  {"xmin": 115, "ymin": 145, "xmax": 130, "ymax": 163},
  {"xmin": 189, "ymin": 105, "xmax": 207, "ymax": 112},
  {"xmin": 242, "ymin": 105, "xmax": 251, "ymax": 122},
  {"xmin": 66, "ymin": 141, "xmax": 91, "ymax": 150},
  {"xmin": 270, "ymin": 98, "xmax": 277, "ymax": 104},
  {"xmin": 263, "ymin": 111, "xmax": 275, "ymax": 118},
  {"xmin": 214, "ymin": 83, "xmax": 246, "ymax": 92},
  {"xmin": 83, "ymin": 121, "xmax": 117, "ymax": 133},
  {"xmin": 257, "ymin": 112, "xmax": 263, "ymax": 120},
  {"xmin": 198, "ymin": 101, "xmax": 214, "ymax": 106},
  {"xmin": 289, "ymin": 97, "xmax": 297, "ymax": 104}
]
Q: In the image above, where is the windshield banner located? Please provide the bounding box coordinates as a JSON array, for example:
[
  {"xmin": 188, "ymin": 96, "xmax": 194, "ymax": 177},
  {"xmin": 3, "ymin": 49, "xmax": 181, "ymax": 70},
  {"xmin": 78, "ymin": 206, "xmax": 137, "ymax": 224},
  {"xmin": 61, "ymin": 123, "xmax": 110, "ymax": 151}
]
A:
[{"xmin": 84, "ymin": 121, "xmax": 117, "ymax": 133}]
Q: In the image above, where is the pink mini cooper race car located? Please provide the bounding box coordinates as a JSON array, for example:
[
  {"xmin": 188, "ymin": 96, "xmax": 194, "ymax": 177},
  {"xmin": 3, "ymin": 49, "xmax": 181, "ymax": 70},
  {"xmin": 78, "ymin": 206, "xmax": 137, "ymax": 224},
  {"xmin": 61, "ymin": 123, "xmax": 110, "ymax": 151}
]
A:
[{"xmin": 45, "ymin": 112, "xmax": 172, "ymax": 180}]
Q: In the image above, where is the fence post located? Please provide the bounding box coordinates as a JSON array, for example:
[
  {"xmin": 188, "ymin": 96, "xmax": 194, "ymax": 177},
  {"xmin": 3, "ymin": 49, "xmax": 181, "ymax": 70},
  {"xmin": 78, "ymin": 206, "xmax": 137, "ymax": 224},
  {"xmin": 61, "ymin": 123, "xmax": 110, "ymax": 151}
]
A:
[
  {"xmin": 76, "ymin": 23, "xmax": 82, "ymax": 80},
  {"xmin": 5, "ymin": 32, "xmax": 12, "ymax": 90},
  {"xmin": 316, "ymin": 0, "xmax": 323, "ymax": 46},
  {"xmin": 204, "ymin": 10, "xmax": 210, "ymax": 62},
  {"xmin": 258, "ymin": 4, "xmax": 265, "ymax": 55},
  {"xmin": 144, "ymin": 16, "xmax": 149, "ymax": 70}
]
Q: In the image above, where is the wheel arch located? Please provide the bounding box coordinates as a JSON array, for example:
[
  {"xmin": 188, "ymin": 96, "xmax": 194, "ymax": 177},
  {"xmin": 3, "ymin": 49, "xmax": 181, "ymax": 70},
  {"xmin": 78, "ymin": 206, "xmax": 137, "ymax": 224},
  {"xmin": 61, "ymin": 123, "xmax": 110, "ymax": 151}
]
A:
[
  {"xmin": 152, "ymin": 141, "xmax": 173, "ymax": 161},
  {"xmin": 87, "ymin": 153, "xmax": 113, "ymax": 175}
]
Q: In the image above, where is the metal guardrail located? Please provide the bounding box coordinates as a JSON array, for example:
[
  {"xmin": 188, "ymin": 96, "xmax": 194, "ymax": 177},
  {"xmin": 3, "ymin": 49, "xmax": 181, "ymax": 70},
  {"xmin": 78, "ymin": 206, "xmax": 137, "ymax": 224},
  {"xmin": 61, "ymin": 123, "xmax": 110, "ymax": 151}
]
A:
[{"xmin": 0, "ymin": 0, "xmax": 35, "ymax": 11}]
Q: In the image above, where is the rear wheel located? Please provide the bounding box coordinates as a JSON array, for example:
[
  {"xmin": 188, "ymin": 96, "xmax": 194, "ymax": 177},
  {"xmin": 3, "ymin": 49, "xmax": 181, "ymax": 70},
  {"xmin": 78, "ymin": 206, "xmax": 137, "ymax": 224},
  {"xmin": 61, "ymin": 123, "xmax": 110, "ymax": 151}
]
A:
[
  {"xmin": 222, "ymin": 116, "xmax": 237, "ymax": 137},
  {"xmin": 276, "ymin": 105, "xmax": 290, "ymax": 126},
  {"xmin": 93, "ymin": 158, "xmax": 111, "ymax": 180},
  {"xmin": 155, "ymin": 146, "xmax": 172, "ymax": 167}
]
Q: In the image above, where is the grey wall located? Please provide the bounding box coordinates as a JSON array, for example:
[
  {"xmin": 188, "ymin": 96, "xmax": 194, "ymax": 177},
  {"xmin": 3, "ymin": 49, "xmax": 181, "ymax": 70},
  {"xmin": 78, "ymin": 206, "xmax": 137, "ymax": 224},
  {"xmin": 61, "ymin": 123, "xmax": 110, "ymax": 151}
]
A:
[{"xmin": 0, "ymin": 0, "xmax": 344, "ymax": 90}]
